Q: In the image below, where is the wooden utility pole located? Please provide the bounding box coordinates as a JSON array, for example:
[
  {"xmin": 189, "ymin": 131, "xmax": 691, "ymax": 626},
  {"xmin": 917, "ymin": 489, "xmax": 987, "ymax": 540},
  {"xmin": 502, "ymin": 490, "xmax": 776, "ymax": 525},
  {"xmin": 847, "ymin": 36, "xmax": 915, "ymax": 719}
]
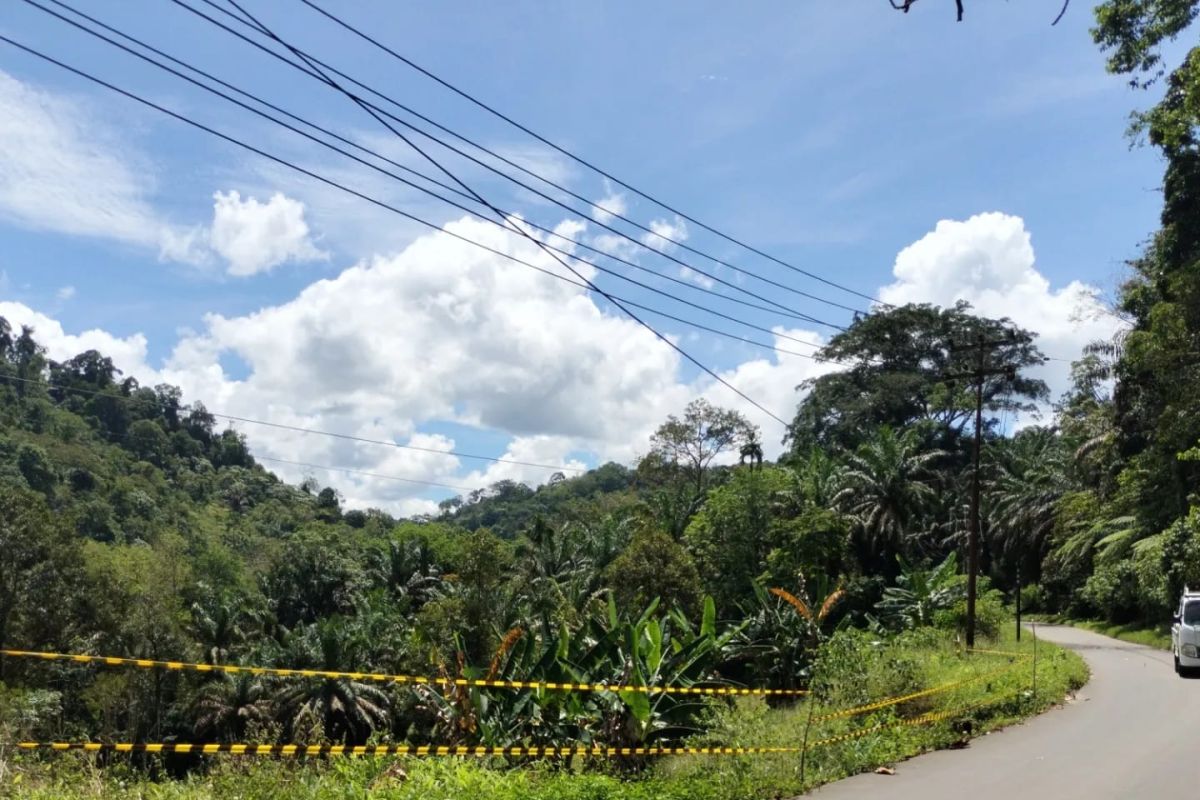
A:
[{"xmin": 947, "ymin": 334, "xmax": 1015, "ymax": 648}]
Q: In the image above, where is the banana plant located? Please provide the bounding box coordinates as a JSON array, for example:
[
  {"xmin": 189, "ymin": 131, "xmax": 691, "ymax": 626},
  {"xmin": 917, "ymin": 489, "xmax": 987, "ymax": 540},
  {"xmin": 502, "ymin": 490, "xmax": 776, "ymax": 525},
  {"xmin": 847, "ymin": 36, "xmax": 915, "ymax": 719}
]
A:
[{"xmin": 403, "ymin": 594, "xmax": 741, "ymax": 750}]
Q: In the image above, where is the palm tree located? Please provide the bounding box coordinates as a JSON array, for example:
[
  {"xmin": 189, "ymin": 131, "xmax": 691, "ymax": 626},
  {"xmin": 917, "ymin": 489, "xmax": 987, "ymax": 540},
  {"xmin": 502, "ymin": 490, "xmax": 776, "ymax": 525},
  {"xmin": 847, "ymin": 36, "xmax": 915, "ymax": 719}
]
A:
[
  {"xmin": 739, "ymin": 432, "xmax": 764, "ymax": 469},
  {"xmin": 374, "ymin": 538, "xmax": 443, "ymax": 612},
  {"xmin": 986, "ymin": 428, "xmax": 1070, "ymax": 583},
  {"xmin": 271, "ymin": 621, "xmax": 391, "ymax": 745},
  {"xmin": 190, "ymin": 673, "xmax": 271, "ymax": 740},
  {"xmin": 833, "ymin": 427, "xmax": 945, "ymax": 563},
  {"xmin": 778, "ymin": 448, "xmax": 842, "ymax": 512},
  {"xmin": 512, "ymin": 518, "xmax": 597, "ymax": 628},
  {"xmin": 189, "ymin": 588, "xmax": 261, "ymax": 665}
]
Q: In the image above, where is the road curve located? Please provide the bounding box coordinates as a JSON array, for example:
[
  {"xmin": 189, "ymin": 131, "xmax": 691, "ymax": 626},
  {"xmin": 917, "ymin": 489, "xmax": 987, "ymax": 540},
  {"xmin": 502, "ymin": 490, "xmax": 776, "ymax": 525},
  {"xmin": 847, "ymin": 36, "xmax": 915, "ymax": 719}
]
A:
[{"xmin": 813, "ymin": 624, "xmax": 1200, "ymax": 798}]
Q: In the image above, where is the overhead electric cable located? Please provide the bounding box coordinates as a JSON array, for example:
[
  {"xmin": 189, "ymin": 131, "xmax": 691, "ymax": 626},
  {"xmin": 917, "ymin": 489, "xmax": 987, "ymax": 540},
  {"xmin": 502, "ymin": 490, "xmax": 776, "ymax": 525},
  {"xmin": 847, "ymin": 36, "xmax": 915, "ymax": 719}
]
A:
[
  {"xmin": 90, "ymin": 426, "xmax": 487, "ymax": 494},
  {"xmin": 250, "ymin": 456, "xmax": 481, "ymax": 493},
  {"xmin": 26, "ymin": 0, "xmax": 837, "ymax": 336},
  {"xmin": 202, "ymin": 2, "xmax": 793, "ymax": 425},
  {"xmin": 0, "ymin": 39, "xmax": 811, "ymax": 429},
  {"xmin": 170, "ymin": 0, "xmax": 863, "ymax": 323},
  {"xmin": 22, "ymin": 0, "xmax": 840, "ymax": 357},
  {"xmin": 297, "ymin": 0, "xmax": 888, "ymax": 309},
  {"xmin": 0, "ymin": 373, "xmax": 584, "ymax": 473}
]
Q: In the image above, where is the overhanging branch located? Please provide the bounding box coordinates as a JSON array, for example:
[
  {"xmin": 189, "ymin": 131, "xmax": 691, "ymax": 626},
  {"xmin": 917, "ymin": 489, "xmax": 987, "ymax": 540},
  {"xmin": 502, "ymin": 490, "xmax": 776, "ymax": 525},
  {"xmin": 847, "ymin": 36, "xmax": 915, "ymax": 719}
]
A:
[{"xmin": 887, "ymin": 0, "xmax": 965, "ymax": 21}]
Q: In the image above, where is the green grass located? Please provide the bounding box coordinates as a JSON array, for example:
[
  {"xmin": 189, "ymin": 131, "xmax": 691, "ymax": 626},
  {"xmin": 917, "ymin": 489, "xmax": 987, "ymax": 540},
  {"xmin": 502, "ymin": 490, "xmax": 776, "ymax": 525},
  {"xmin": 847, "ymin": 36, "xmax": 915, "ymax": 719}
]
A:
[
  {"xmin": 1065, "ymin": 620, "xmax": 1171, "ymax": 650},
  {"xmin": 1025, "ymin": 614, "xmax": 1172, "ymax": 651},
  {"xmin": 0, "ymin": 624, "xmax": 1088, "ymax": 800}
]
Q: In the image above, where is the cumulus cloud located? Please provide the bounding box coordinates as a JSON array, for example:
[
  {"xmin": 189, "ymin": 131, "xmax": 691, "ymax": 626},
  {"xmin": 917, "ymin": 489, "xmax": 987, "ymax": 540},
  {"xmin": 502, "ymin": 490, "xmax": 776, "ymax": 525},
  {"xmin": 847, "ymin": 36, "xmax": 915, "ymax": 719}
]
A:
[
  {"xmin": 699, "ymin": 327, "xmax": 837, "ymax": 460},
  {"xmin": 0, "ymin": 72, "xmax": 327, "ymax": 276},
  {"xmin": 642, "ymin": 216, "xmax": 689, "ymax": 253},
  {"xmin": 592, "ymin": 191, "xmax": 627, "ymax": 225},
  {"xmin": 209, "ymin": 191, "xmax": 326, "ymax": 276},
  {"xmin": 0, "ymin": 70, "xmax": 202, "ymax": 262},
  {"xmin": 2, "ymin": 204, "xmax": 1119, "ymax": 510},
  {"xmin": 879, "ymin": 211, "xmax": 1122, "ymax": 409},
  {"xmin": 0, "ymin": 301, "xmax": 156, "ymax": 382},
  {"xmin": 679, "ymin": 266, "xmax": 716, "ymax": 289}
]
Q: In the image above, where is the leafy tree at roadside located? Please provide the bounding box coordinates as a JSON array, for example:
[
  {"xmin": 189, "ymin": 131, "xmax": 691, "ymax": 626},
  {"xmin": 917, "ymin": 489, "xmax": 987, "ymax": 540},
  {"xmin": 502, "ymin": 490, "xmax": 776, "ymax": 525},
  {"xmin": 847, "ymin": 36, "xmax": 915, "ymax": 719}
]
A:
[{"xmin": 787, "ymin": 302, "xmax": 1047, "ymax": 455}]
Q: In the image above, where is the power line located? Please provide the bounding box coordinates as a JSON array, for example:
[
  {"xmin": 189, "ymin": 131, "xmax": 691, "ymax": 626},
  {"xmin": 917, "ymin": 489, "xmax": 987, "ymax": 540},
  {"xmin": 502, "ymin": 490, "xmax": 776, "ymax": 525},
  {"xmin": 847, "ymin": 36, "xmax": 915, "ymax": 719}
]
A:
[
  {"xmin": 0, "ymin": 34, "xmax": 831, "ymax": 436},
  {"xmin": 0, "ymin": 373, "xmax": 584, "ymax": 473},
  {"xmin": 90, "ymin": 424, "xmax": 487, "ymax": 495},
  {"xmin": 0, "ymin": 34, "xmax": 796, "ymax": 425},
  {"xmin": 298, "ymin": 0, "xmax": 888, "ymax": 309},
  {"xmin": 197, "ymin": 3, "xmax": 796, "ymax": 427},
  {"xmin": 252, "ymin": 455, "xmax": 480, "ymax": 493},
  {"xmin": 172, "ymin": 0, "xmax": 863, "ymax": 323},
  {"xmin": 27, "ymin": 0, "xmax": 838, "ymax": 343},
  {"xmin": 26, "ymin": 0, "xmax": 840, "ymax": 353}
]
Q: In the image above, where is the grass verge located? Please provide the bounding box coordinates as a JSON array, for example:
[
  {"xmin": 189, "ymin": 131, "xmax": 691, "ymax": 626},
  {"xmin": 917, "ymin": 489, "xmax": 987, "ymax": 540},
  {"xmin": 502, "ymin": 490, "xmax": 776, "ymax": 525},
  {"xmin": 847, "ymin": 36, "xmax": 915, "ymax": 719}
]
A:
[
  {"xmin": 1027, "ymin": 616, "xmax": 1171, "ymax": 651},
  {"xmin": 0, "ymin": 624, "xmax": 1088, "ymax": 800}
]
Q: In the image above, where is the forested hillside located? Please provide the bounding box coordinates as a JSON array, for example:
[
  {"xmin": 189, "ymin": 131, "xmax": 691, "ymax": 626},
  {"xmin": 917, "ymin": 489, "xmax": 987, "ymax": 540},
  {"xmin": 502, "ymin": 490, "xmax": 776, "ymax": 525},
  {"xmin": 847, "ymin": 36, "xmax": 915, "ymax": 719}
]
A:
[{"xmin": 0, "ymin": 286, "xmax": 1171, "ymax": 759}]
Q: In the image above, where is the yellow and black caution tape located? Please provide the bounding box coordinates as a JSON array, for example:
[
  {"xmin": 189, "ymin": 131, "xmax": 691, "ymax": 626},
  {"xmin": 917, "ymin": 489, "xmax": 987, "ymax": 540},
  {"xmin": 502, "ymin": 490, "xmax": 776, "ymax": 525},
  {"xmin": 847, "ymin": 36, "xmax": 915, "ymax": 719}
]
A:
[
  {"xmin": 0, "ymin": 649, "xmax": 806, "ymax": 698},
  {"xmin": 807, "ymin": 690, "xmax": 1015, "ymax": 750},
  {"xmin": 9, "ymin": 690, "xmax": 1020, "ymax": 759},
  {"xmin": 813, "ymin": 657, "xmax": 1028, "ymax": 723},
  {"xmin": 11, "ymin": 742, "xmax": 802, "ymax": 757}
]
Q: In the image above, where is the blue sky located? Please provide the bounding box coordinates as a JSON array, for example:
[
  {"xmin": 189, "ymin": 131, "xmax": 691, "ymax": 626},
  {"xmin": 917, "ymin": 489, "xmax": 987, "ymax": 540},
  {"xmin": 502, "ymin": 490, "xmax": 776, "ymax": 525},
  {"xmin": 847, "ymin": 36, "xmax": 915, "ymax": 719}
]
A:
[{"xmin": 0, "ymin": 0, "xmax": 1165, "ymax": 512}]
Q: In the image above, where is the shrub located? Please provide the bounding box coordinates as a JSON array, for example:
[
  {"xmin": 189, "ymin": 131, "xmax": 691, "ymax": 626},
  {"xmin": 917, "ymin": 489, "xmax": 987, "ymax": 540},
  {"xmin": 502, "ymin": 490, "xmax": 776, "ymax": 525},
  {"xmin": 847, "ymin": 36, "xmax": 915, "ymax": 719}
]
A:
[
  {"xmin": 1018, "ymin": 584, "xmax": 1044, "ymax": 614},
  {"xmin": 934, "ymin": 587, "xmax": 1007, "ymax": 640},
  {"xmin": 1079, "ymin": 561, "xmax": 1140, "ymax": 623}
]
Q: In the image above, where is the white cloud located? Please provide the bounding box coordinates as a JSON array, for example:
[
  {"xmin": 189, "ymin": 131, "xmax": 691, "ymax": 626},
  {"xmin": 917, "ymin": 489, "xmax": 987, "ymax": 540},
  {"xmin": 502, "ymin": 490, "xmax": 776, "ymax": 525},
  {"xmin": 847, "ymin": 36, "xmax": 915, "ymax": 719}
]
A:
[
  {"xmin": 592, "ymin": 190, "xmax": 627, "ymax": 225},
  {"xmin": 462, "ymin": 435, "xmax": 590, "ymax": 488},
  {"xmin": 130, "ymin": 214, "xmax": 700, "ymax": 508},
  {"xmin": 642, "ymin": 216, "xmax": 689, "ymax": 253},
  {"xmin": 55, "ymin": 285, "xmax": 76, "ymax": 301},
  {"xmin": 0, "ymin": 73, "xmax": 325, "ymax": 277},
  {"xmin": 679, "ymin": 266, "xmax": 716, "ymax": 289},
  {"xmin": 0, "ymin": 70, "xmax": 203, "ymax": 263},
  {"xmin": 879, "ymin": 211, "xmax": 1122, "ymax": 409},
  {"xmin": 3, "ymin": 205, "xmax": 1117, "ymax": 510},
  {"xmin": 209, "ymin": 191, "xmax": 326, "ymax": 276},
  {"xmin": 700, "ymin": 327, "xmax": 837, "ymax": 460},
  {"xmin": 0, "ymin": 301, "xmax": 156, "ymax": 382}
]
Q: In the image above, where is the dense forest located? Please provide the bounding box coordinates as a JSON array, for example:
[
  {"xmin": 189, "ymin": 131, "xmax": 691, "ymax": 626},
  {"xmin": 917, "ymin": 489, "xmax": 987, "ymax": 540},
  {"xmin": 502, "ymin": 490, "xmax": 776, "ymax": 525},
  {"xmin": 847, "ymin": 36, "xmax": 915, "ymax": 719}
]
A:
[
  {"xmin": 0, "ymin": 275, "xmax": 1192, "ymax": 757},
  {"xmin": 3, "ymin": 0, "xmax": 1200, "ymax": 790}
]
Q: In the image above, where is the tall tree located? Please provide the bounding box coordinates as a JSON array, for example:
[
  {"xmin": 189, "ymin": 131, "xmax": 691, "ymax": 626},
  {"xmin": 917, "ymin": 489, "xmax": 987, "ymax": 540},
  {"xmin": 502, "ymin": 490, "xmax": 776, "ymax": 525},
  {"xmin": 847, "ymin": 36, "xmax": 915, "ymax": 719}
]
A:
[
  {"xmin": 640, "ymin": 399, "xmax": 757, "ymax": 537},
  {"xmin": 787, "ymin": 303, "xmax": 1047, "ymax": 455},
  {"xmin": 833, "ymin": 426, "xmax": 945, "ymax": 571},
  {"xmin": 986, "ymin": 427, "xmax": 1071, "ymax": 585},
  {"xmin": 1092, "ymin": 0, "xmax": 1200, "ymax": 529}
]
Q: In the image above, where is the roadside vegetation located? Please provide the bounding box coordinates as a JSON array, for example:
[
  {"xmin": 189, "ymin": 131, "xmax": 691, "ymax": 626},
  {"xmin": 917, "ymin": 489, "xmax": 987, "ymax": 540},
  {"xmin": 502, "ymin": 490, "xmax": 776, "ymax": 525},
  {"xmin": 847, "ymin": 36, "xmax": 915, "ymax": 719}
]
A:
[
  {"xmin": 2, "ymin": 0, "xmax": 1199, "ymax": 797},
  {"xmin": 3, "ymin": 627, "xmax": 1086, "ymax": 800}
]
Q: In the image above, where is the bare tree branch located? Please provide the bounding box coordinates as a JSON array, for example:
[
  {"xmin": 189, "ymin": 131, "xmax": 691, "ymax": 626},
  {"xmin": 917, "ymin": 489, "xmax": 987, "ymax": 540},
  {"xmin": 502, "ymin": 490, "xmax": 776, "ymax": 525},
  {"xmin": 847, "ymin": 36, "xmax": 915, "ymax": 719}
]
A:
[
  {"xmin": 1051, "ymin": 0, "xmax": 1070, "ymax": 26},
  {"xmin": 887, "ymin": 0, "xmax": 965, "ymax": 21}
]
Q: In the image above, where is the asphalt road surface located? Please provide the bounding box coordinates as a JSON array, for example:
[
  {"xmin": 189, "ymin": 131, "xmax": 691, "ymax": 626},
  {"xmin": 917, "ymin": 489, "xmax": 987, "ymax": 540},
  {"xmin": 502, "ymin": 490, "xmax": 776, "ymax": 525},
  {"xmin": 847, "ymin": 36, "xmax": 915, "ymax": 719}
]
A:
[{"xmin": 813, "ymin": 624, "xmax": 1200, "ymax": 798}]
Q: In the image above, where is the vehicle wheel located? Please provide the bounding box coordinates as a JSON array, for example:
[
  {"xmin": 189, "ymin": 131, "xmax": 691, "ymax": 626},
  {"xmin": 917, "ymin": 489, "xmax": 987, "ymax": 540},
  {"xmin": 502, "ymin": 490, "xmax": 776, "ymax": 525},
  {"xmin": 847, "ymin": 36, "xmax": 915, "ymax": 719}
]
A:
[{"xmin": 1176, "ymin": 654, "xmax": 1182, "ymax": 675}]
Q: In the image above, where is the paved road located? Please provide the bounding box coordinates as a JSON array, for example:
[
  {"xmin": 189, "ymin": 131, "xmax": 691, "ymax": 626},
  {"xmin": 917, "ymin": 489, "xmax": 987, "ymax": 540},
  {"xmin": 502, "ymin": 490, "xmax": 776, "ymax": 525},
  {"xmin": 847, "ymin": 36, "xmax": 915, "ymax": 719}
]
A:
[{"xmin": 814, "ymin": 624, "xmax": 1200, "ymax": 798}]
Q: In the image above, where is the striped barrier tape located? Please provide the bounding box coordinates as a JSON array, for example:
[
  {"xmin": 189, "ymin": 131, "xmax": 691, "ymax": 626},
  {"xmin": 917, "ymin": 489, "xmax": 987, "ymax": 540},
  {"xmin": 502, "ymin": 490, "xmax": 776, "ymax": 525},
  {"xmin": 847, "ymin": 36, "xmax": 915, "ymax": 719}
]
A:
[
  {"xmin": 8, "ymin": 689, "xmax": 1021, "ymax": 759},
  {"xmin": 813, "ymin": 656, "xmax": 1028, "ymax": 723},
  {"xmin": 0, "ymin": 649, "xmax": 806, "ymax": 698}
]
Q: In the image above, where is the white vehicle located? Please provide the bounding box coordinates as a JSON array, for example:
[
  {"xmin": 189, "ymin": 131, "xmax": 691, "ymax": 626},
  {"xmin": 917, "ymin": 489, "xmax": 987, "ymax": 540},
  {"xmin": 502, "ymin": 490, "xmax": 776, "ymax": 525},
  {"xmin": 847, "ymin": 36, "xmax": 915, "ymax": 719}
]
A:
[{"xmin": 1172, "ymin": 588, "xmax": 1200, "ymax": 676}]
